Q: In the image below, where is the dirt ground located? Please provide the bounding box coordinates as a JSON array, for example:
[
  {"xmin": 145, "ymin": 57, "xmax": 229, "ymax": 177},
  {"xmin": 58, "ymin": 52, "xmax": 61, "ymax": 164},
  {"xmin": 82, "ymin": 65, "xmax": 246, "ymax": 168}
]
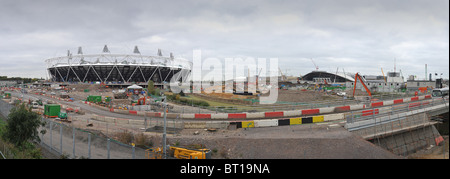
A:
[
  {"xmin": 166, "ymin": 123, "xmax": 402, "ymax": 159},
  {"xmin": 57, "ymin": 111, "xmax": 402, "ymax": 159},
  {"xmin": 31, "ymin": 84, "xmax": 442, "ymax": 159},
  {"xmin": 408, "ymin": 135, "xmax": 449, "ymax": 159},
  {"xmin": 276, "ymin": 89, "xmax": 341, "ymax": 103},
  {"xmin": 68, "ymin": 83, "xmax": 344, "ymax": 104}
]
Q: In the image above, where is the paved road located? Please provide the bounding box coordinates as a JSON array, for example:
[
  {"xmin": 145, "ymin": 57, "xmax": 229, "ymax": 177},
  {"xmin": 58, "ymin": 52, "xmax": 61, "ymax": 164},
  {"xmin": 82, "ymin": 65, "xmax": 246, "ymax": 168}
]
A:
[{"xmin": 11, "ymin": 91, "xmax": 147, "ymax": 120}]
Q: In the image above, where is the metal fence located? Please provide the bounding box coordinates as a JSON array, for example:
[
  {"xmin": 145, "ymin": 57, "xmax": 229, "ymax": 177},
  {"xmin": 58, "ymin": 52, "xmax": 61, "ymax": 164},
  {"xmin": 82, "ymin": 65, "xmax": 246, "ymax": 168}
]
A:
[
  {"xmin": 346, "ymin": 97, "xmax": 449, "ymax": 124},
  {"xmin": 166, "ymin": 91, "xmax": 428, "ymax": 114},
  {"xmin": 1, "ymin": 96, "xmax": 182, "ymax": 159},
  {"xmin": 345, "ymin": 97, "xmax": 448, "ymax": 157},
  {"xmin": 0, "ymin": 99, "xmax": 13, "ymax": 119},
  {"xmin": 0, "ymin": 141, "xmax": 12, "ymax": 159},
  {"xmin": 40, "ymin": 117, "xmax": 148, "ymax": 159},
  {"xmin": 353, "ymin": 112, "xmax": 443, "ymax": 157}
]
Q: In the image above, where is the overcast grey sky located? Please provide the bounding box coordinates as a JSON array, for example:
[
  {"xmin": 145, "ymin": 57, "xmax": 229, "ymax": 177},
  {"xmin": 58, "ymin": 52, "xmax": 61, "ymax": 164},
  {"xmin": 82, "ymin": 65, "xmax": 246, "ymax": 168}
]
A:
[{"xmin": 0, "ymin": 0, "xmax": 448, "ymax": 80}]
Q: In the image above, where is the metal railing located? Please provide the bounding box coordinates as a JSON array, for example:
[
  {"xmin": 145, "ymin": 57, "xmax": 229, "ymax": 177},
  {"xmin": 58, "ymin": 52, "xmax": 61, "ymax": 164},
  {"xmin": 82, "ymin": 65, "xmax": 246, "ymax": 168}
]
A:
[
  {"xmin": 166, "ymin": 91, "xmax": 428, "ymax": 113},
  {"xmin": 346, "ymin": 97, "xmax": 449, "ymax": 124},
  {"xmin": 0, "ymin": 148, "xmax": 6, "ymax": 159}
]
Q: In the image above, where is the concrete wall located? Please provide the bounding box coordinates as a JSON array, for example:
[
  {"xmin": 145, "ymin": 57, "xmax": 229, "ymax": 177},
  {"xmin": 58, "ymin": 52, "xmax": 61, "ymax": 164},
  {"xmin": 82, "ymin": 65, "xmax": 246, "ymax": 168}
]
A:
[
  {"xmin": 371, "ymin": 125, "xmax": 441, "ymax": 156},
  {"xmin": 349, "ymin": 112, "xmax": 443, "ymax": 156}
]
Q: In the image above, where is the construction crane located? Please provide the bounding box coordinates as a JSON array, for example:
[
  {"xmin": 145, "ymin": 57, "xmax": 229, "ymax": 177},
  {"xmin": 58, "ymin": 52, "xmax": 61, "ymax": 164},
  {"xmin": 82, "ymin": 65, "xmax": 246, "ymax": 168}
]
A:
[
  {"xmin": 256, "ymin": 68, "xmax": 262, "ymax": 87},
  {"xmin": 352, "ymin": 72, "xmax": 372, "ymax": 98},
  {"xmin": 381, "ymin": 68, "xmax": 387, "ymax": 83},
  {"xmin": 310, "ymin": 58, "xmax": 319, "ymax": 71},
  {"xmin": 278, "ymin": 67, "xmax": 286, "ymax": 82}
]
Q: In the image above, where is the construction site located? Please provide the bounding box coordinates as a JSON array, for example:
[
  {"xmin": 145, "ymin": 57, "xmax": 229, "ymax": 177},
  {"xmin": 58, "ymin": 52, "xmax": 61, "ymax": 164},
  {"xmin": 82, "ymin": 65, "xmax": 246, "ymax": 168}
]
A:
[{"xmin": 1, "ymin": 50, "xmax": 448, "ymax": 159}]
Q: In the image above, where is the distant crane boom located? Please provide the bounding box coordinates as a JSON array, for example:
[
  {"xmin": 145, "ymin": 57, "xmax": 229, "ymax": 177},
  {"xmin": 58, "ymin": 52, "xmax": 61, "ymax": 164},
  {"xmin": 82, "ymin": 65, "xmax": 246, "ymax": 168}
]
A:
[
  {"xmin": 310, "ymin": 58, "xmax": 319, "ymax": 71},
  {"xmin": 381, "ymin": 68, "xmax": 386, "ymax": 83},
  {"xmin": 278, "ymin": 67, "xmax": 286, "ymax": 81}
]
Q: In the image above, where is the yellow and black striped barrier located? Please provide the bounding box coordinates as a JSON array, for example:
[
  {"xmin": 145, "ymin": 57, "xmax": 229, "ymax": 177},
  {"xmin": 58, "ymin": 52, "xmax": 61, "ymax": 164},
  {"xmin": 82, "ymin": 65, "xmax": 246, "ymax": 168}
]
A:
[{"xmin": 234, "ymin": 116, "xmax": 325, "ymax": 129}]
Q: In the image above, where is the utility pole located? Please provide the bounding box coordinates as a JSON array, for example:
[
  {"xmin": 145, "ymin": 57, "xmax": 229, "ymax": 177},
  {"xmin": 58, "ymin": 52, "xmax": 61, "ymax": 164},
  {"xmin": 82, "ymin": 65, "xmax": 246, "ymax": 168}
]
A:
[{"xmin": 163, "ymin": 95, "xmax": 167, "ymax": 159}]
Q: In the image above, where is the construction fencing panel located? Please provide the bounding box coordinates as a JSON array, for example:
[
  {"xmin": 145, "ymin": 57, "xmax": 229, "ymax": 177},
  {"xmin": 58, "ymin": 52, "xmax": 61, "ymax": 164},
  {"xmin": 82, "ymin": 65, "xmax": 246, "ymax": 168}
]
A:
[
  {"xmin": 40, "ymin": 118, "xmax": 147, "ymax": 159},
  {"xmin": 0, "ymin": 99, "xmax": 13, "ymax": 119}
]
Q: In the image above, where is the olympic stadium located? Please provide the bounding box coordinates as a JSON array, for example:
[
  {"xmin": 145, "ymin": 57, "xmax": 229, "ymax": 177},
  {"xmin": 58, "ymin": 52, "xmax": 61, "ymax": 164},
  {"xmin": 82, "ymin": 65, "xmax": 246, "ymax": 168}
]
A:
[{"xmin": 45, "ymin": 46, "xmax": 191, "ymax": 85}]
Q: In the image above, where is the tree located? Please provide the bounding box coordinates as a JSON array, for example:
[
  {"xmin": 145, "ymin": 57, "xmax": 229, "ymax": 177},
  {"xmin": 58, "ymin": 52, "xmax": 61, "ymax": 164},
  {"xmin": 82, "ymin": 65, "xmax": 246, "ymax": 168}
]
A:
[
  {"xmin": 3, "ymin": 103, "xmax": 45, "ymax": 147},
  {"xmin": 147, "ymin": 80, "xmax": 155, "ymax": 95}
]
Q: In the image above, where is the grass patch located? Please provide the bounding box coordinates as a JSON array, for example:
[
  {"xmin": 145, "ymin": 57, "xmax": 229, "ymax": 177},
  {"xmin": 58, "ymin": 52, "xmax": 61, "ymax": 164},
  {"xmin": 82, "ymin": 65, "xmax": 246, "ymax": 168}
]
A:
[
  {"xmin": 184, "ymin": 95, "xmax": 272, "ymax": 113},
  {"xmin": 113, "ymin": 131, "xmax": 157, "ymax": 149},
  {"xmin": 184, "ymin": 95, "xmax": 233, "ymax": 107},
  {"xmin": 167, "ymin": 95, "xmax": 211, "ymax": 107}
]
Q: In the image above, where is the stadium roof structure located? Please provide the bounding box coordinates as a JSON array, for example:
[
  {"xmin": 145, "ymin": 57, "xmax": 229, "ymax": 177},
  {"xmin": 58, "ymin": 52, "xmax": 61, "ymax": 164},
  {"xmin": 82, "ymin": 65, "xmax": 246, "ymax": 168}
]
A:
[
  {"xmin": 302, "ymin": 71, "xmax": 355, "ymax": 83},
  {"xmin": 45, "ymin": 47, "xmax": 191, "ymax": 83}
]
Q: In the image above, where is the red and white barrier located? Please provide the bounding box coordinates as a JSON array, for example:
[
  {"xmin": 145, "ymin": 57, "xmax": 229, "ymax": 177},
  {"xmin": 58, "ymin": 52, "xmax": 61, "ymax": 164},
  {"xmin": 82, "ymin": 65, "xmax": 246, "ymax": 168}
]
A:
[{"xmin": 81, "ymin": 94, "xmax": 435, "ymax": 121}]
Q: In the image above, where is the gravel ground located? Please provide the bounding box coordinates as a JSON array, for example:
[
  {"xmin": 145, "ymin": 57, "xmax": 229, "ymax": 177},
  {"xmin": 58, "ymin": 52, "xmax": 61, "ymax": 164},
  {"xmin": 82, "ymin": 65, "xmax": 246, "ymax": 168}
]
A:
[
  {"xmin": 276, "ymin": 89, "xmax": 341, "ymax": 103},
  {"xmin": 408, "ymin": 135, "xmax": 449, "ymax": 159},
  {"xmin": 168, "ymin": 123, "xmax": 403, "ymax": 159}
]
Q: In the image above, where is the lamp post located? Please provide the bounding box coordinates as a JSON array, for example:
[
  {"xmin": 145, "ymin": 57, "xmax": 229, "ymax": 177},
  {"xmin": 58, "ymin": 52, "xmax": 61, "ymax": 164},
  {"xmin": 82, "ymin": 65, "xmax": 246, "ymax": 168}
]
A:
[{"xmin": 162, "ymin": 95, "xmax": 167, "ymax": 159}]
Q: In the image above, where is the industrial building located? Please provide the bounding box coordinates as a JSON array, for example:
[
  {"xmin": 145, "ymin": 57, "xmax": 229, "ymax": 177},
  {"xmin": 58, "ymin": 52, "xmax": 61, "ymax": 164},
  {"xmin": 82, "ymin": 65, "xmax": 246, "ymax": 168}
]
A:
[
  {"xmin": 347, "ymin": 71, "xmax": 405, "ymax": 93},
  {"xmin": 301, "ymin": 70, "xmax": 406, "ymax": 93}
]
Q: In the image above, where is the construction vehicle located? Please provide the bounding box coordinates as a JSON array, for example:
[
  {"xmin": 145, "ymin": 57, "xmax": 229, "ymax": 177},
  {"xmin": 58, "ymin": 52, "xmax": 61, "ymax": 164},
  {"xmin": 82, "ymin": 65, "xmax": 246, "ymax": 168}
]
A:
[
  {"xmin": 137, "ymin": 97, "xmax": 146, "ymax": 105},
  {"xmin": 31, "ymin": 101, "xmax": 40, "ymax": 109},
  {"xmin": 27, "ymin": 99, "xmax": 43, "ymax": 109},
  {"xmin": 352, "ymin": 72, "xmax": 372, "ymax": 98},
  {"xmin": 58, "ymin": 112, "xmax": 67, "ymax": 119},
  {"xmin": 146, "ymin": 146, "xmax": 211, "ymax": 159}
]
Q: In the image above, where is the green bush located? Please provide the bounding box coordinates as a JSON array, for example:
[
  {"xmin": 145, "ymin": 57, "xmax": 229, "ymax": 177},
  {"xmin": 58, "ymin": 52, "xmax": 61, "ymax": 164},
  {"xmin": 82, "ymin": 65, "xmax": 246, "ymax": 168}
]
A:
[
  {"xmin": 176, "ymin": 97, "xmax": 209, "ymax": 107},
  {"xmin": 3, "ymin": 104, "xmax": 45, "ymax": 147},
  {"xmin": 151, "ymin": 88, "xmax": 160, "ymax": 96}
]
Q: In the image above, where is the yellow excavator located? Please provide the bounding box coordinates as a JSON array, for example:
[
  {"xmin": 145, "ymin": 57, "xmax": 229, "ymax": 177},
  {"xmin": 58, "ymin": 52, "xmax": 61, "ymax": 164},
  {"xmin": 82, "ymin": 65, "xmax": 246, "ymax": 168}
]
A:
[{"xmin": 146, "ymin": 146, "xmax": 211, "ymax": 159}]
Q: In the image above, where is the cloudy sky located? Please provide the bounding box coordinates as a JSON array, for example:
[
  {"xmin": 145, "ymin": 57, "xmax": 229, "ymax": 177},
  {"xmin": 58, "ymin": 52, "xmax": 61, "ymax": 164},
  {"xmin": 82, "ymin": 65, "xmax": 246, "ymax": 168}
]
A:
[{"xmin": 0, "ymin": 0, "xmax": 448, "ymax": 80}]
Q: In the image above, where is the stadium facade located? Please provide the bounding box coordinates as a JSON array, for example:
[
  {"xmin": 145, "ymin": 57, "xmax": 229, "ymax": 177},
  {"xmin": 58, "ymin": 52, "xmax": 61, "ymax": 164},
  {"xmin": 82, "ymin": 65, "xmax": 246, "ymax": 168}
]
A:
[{"xmin": 45, "ymin": 47, "xmax": 191, "ymax": 84}]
